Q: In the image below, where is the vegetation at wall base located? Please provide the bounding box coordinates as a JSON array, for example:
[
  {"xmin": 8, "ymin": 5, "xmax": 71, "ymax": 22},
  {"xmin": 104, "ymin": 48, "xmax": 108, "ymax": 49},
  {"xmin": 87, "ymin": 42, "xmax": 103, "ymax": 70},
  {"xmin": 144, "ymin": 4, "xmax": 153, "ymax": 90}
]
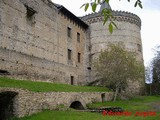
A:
[
  {"xmin": 93, "ymin": 43, "xmax": 144, "ymax": 101},
  {"xmin": 87, "ymin": 96, "xmax": 160, "ymax": 112},
  {"xmin": 0, "ymin": 77, "xmax": 109, "ymax": 92}
]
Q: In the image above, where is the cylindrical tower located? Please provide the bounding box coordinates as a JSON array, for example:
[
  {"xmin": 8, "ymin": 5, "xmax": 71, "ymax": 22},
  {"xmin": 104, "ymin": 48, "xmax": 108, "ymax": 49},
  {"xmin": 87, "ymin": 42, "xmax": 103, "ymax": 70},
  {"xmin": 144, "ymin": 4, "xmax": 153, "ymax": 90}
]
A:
[
  {"xmin": 82, "ymin": 10, "xmax": 143, "ymax": 62},
  {"xmin": 82, "ymin": 1, "xmax": 144, "ymax": 94}
]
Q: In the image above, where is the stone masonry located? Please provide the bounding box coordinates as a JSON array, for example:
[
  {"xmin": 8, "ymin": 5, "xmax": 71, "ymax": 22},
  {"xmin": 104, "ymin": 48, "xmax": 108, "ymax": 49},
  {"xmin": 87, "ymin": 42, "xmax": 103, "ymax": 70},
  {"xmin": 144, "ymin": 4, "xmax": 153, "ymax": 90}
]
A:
[
  {"xmin": 0, "ymin": 0, "xmax": 144, "ymax": 86},
  {"xmin": 0, "ymin": 0, "xmax": 88, "ymax": 85},
  {"xmin": 0, "ymin": 0, "xmax": 145, "ymax": 118},
  {"xmin": 81, "ymin": 8, "xmax": 144, "ymax": 94},
  {"xmin": 0, "ymin": 88, "xmax": 113, "ymax": 118}
]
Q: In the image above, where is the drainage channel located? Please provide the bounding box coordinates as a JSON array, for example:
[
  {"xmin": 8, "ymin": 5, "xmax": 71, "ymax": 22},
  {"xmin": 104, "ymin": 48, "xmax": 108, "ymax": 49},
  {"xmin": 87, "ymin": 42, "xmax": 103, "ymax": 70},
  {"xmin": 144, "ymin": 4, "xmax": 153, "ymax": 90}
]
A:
[{"xmin": 74, "ymin": 107, "xmax": 123, "ymax": 113}]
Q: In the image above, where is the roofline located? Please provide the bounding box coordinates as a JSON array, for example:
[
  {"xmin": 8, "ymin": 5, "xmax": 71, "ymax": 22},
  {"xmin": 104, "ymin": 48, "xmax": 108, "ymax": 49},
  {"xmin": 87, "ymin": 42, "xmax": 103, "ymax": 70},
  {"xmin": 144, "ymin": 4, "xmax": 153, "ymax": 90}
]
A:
[{"xmin": 56, "ymin": 5, "xmax": 88, "ymax": 29}]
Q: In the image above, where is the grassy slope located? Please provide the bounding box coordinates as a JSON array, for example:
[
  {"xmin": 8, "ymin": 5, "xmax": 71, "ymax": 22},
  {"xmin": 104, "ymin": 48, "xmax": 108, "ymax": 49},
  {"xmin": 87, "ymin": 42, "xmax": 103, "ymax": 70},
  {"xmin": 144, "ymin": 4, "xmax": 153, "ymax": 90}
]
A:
[
  {"xmin": 0, "ymin": 77, "xmax": 109, "ymax": 92},
  {"xmin": 12, "ymin": 110, "xmax": 160, "ymax": 120},
  {"xmin": 12, "ymin": 96, "xmax": 160, "ymax": 120},
  {"xmin": 87, "ymin": 96, "xmax": 160, "ymax": 112}
]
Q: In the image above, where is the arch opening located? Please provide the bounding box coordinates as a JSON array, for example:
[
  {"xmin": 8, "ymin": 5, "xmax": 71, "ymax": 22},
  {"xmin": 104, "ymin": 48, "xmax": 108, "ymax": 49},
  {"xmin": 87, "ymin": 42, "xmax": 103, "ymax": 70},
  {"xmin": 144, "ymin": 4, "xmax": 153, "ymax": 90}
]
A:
[
  {"xmin": 0, "ymin": 91, "xmax": 18, "ymax": 120},
  {"xmin": 0, "ymin": 70, "xmax": 10, "ymax": 75},
  {"xmin": 101, "ymin": 93, "xmax": 106, "ymax": 102},
  {"xmin": 70, "ymin": 101, "xmax": 84, "ymax": 110}
]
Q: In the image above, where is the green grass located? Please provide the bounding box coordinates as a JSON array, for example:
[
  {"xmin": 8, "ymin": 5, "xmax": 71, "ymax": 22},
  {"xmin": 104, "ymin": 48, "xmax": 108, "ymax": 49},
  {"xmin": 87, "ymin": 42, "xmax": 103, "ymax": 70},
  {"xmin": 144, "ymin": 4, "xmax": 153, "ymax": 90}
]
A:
[
  {"xmin": 12, "ymin": 96, "xmax": 160, "ymax": 120},
  {"xmin": 12, "ymin": 110, "xmax": 107, "ymax": 120},
  {"xmin": 87, "ymin": 96, "xmax": 160, "ymax": 112},
  {"xmin": 11, "ymin": 111, "xmax": 160, "ymax": 120},
  {"xmin": 0, "ymin": 77, "xmax": 109, "ymax": 92}
]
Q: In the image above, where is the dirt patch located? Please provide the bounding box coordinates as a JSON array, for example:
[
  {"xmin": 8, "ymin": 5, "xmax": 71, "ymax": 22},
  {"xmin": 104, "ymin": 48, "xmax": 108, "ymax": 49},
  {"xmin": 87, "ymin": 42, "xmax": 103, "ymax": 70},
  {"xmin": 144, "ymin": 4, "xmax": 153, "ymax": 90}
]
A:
[{"xmin": 150, "ymin": 102, "xmax": 160, "ymax": 112}]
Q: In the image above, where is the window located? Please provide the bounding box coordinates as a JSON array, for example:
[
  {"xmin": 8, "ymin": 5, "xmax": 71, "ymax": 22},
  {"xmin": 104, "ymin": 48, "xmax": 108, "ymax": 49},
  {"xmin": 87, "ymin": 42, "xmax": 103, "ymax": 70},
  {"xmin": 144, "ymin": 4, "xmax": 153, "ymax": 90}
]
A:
[
  {"xmin": 78, "ymin": 53, "xmax": 81, "ymax": 63},
  {"xmin": 71, "ymin": 76, "xmax": 74, "ymax": 85},
  {"xmin": 67, "ymin": 27, "xmax": 71, "ymax": 38},
  {"xmin": 25, "ymin": 5, "xmax": 36, "ymax": 25},
  {"xmin": 137, "ymin": 44, "xmax": 141, "ymax": 52},
  {"xmin": 77, "ymin": 32, "xmax": 80, "ymax": 42},
  {"xmin": 68, "ymin": 49, "xmax": 72, "ymax": 60},
  {"xmin": 87, "ymin": 67, "xmax": 91, "ymax": 70}
]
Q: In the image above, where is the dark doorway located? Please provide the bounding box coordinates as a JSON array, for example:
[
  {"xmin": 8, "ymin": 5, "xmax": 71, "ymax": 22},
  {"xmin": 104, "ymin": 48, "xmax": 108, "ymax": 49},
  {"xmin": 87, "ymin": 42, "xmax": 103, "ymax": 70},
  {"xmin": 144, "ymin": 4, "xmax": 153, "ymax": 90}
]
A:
[
  {"xmin": 70, "ymin": 101, "xmax": 84, "ymax": 110},
  {"xmin": 101, "ymin": 93, "xmax": 106, "ymax": 102},
  {"xmin": 71, "ymin": 76, "xmax": 74, "ymax": 85},
  {"xmin": 0, "ymin": 91, "xmax": 18, "ymax": 120}
]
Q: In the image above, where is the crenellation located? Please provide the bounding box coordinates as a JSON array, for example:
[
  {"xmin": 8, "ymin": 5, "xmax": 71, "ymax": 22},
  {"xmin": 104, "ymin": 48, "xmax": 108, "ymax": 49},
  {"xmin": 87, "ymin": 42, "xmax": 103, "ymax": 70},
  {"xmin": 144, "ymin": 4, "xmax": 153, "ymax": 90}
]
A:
[{"xmin": 81, "ymin": 10, "xmax": 141, "ymax": 28}]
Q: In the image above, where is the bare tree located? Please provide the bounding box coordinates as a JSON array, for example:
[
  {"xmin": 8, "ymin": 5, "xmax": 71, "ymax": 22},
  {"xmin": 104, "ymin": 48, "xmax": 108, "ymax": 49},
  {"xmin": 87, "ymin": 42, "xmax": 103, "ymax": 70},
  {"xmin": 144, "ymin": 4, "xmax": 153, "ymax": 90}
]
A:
[{"xmin": 93, "ymin": 44, "xmax": 144, "ymax": 101}]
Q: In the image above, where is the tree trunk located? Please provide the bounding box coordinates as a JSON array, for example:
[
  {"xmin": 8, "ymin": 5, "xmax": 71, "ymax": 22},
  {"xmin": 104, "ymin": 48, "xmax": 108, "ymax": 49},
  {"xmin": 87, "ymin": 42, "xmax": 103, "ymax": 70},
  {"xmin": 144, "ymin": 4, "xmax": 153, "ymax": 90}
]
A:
[
  {"xmin": 113, "ymin": 87, "xmax": 119, "ymax": 102},
  {"xmin": 149, "ymin": 84, "xmax": 152, "ymax": 96}
]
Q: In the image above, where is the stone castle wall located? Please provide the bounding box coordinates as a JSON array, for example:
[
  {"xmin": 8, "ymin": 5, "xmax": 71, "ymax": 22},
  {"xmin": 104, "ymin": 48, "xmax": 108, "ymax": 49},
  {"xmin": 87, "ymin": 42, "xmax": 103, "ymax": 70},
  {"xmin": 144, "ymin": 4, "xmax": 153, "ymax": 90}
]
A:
[
  {"xmin": 0, "ymin": 88, "xmax": 113, "ymax": 118},
  {"xmin": 0, "ymin": 0, "xmax": 87, "ymax": 85},
  {"xmin": 0, "ymin": 0, "xmax": 144, "ymax": 88}
]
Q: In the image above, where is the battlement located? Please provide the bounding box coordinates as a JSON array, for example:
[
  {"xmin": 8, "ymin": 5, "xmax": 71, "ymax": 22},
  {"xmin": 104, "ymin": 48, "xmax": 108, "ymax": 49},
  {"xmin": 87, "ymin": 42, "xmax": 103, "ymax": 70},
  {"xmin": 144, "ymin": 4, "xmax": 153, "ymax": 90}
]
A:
[{"xmin": 81, "ymin": 10, "xmax": 141, "ymax": 28}]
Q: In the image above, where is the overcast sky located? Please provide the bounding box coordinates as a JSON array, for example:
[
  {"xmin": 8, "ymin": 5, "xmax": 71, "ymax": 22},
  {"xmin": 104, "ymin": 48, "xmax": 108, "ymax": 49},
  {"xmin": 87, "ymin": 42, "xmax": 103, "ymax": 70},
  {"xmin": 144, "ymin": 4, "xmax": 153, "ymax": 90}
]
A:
[{"xmin": 53, "ymin": 0, "xmax": 160, "ymax": 66}]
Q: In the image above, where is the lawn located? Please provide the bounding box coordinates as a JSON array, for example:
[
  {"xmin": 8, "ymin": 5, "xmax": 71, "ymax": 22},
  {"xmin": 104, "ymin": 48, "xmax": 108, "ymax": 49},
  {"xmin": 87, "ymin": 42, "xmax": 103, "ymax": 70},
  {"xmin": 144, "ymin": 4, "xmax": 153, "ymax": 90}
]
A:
[
  {"xmin": 12, "ymin": 96, "xmax": 160, "ymax": 120},
  {"xmin": 0, "ymin": 77, "xmax": 109, "ymax": 92},
  {"xmin": 87, "ymin": 96, "xmax": 160, "ymax": 112}
]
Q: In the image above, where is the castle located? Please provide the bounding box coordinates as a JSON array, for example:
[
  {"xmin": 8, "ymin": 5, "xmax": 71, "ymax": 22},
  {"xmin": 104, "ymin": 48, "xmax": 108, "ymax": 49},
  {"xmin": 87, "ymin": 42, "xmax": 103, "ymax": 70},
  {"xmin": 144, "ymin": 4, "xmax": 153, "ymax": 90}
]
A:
[{"xmin": 0, "ymin": 0, "xmax": 143, "ymax": 87}]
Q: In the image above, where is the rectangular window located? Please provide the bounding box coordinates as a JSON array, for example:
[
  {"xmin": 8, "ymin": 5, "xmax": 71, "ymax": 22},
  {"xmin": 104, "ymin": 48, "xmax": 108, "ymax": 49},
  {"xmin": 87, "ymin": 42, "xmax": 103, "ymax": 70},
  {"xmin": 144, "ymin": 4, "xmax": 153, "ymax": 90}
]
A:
[
  {"xmin": 68, "ymin": 49, "xmax": 72, "ymax": 60},
  {"xmin": 77, "ymin": 32, "xmax": 80, "ymax": 42},
  {"xmin": 71, "ymin": 76, "xmax": 74, "ymax": 85},
  {"xmin": 78, "ymin": 53, "xmax": 81, "ymax": 63},
  {"xmin": 67, "ymin": 27, "xmax": 71, "ymax": 38}
]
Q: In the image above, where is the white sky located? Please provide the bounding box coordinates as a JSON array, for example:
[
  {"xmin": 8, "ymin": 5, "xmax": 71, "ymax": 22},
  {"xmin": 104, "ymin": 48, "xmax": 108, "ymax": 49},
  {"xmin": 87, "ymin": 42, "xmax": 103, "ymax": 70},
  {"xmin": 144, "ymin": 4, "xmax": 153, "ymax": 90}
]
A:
[{"xmin": 53, "ymin": 0, "xmax": 160, "ymax": 66}]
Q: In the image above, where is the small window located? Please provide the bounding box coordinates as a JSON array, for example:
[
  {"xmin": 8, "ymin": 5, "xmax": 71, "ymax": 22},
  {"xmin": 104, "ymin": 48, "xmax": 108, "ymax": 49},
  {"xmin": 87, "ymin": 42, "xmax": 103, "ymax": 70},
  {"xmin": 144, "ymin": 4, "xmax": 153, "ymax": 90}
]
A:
[
  {"xmin": 67, "ymin": 27, "xmax": 71, "ymax": 38},
  {"xmin": 78, "ymin": 53, "xmax": 81, "ymax": 63},
  {"xmin": 26, "ymin": 6, "xmax": 36, "ymax": 18},
  {"xmin": 87, "ymin": 67, "xmax": 91, "ymax": 70},
  {"xmin": 68, "ymin": 49, "xmax": 72, "ymax": 60},
  {"xmin": 137, "ymin": 44, "xmax": 141, "ymax": 52},
  {"xmin": 77, "ymin": 32, "xmax": 80, "ymax": 42},
  {"xmin": 71, "ymin": 76, "xmax": 74, "ymax": 85},
  {"xmin": 25, "ymin": 5, "xmax": 36, "ymax": 25}
]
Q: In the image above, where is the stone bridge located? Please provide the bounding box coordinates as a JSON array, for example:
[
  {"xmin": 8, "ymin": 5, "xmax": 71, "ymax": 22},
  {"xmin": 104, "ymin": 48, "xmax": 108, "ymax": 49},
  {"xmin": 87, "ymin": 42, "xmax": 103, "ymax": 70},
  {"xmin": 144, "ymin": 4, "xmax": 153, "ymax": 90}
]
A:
[{"xmin": 0, "ymin": 88, "xmax": 113, "ymax": 119}]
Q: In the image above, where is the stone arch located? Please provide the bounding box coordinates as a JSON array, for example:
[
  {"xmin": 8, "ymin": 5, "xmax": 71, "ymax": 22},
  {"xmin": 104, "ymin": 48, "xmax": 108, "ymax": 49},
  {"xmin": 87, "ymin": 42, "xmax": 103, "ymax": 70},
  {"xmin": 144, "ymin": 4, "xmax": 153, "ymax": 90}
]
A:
[
  {"xmin": 70, "ymin": 101, "xmax": 84, "ymax": 110},
  {"xmin": 69, "ymin": 95, "xmax": 86, "ymax": 109},
  {"xmin": 0, "ymin": 91, "xmax": 18, "ymax": 120}
]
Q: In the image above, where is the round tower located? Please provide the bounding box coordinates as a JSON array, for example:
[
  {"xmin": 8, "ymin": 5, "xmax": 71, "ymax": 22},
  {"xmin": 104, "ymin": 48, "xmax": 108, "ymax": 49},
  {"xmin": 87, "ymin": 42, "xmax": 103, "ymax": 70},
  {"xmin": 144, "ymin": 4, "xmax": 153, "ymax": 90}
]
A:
[
  {"xmin": 82, "ymin": 1, "xmax": 144, "ymax": 95},
  {"xmin": 82, "ymin": 1, "xmax": 143, "ymax": 63}
]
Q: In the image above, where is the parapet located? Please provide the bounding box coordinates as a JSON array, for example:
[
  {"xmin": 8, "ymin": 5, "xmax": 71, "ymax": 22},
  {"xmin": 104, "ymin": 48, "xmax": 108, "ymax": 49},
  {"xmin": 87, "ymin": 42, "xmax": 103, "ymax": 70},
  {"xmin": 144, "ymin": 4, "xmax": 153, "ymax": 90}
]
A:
[{"xmin": 81, "ymin": 10, "xmax": 141, "ymax": 29}]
